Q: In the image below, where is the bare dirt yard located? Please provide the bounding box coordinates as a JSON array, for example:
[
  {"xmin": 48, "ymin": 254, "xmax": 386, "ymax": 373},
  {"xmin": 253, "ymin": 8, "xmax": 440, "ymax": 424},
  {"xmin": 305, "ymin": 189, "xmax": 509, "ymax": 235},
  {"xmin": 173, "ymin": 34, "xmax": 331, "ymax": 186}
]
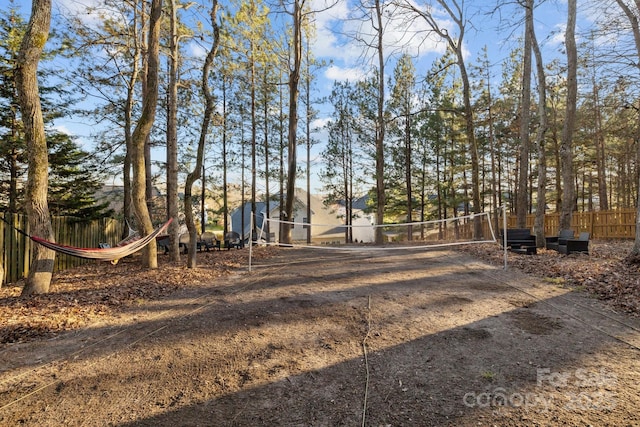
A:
[{"xmin": 1, "ymin": 242, "xmax": 640, "ymax": 426}]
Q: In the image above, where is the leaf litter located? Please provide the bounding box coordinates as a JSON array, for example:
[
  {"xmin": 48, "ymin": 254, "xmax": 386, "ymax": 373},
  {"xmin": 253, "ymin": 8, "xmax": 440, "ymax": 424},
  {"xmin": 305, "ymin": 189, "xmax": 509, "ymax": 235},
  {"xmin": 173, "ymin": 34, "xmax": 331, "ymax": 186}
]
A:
[
  {"xmin": 458, "ymin": 240, "xmax": 640, "ymax": 315},
  {"xmin": 2, "ymin": 241, "xmax": 639, "ymax": 346},
  {"xmin": 0, "ymin": 247, "xmax": 277, "ymax": 344}
]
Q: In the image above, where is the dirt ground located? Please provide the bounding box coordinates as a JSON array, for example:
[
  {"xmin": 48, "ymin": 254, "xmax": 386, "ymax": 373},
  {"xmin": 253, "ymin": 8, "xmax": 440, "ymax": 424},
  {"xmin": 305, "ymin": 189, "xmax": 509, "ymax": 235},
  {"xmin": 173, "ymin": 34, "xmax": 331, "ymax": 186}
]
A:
[{"xmin": 1, "ymin": 244, "xmax": 640, "ymax": 426}]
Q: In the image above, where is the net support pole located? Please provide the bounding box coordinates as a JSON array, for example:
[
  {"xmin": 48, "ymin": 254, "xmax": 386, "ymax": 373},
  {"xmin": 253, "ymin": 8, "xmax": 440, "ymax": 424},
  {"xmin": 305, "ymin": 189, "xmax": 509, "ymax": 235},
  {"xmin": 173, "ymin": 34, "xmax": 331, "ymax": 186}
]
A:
[
  {"xmin": 502, "ymin": 205, "xmax": 508, "ymax": 270},
  {"xmin": 249, "ymin": 213, "xmax": 254, "ymax": 273}
]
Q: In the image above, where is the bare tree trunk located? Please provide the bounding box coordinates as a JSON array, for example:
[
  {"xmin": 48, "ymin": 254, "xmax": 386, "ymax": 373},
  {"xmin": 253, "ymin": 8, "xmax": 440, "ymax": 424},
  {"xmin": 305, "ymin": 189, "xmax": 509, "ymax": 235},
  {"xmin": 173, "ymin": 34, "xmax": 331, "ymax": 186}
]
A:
[
  {"xmin": 279, "ymin": 71, "xmax": 285, "ymax": 241},
  {"xmin": 592, "ymin": 74, "xmax": 608, "ymax": 210},
  {"xmin": 634, "ymin": 109, "xmax": 640, "ymax": 257},
  {"xmin": 615, "ymin": 0, "xmax": 640, "ymax": 257},
  {"xmin": 144, "ymin": 137, "xmax": 153, "ymax": 210},
  {"xmin": 123, "ymin": 107, "xmax": 133, "ymax": 238},
  {"xmin": 136, "ymin": 1, "xmax": 154, "ymax": 217},
  {"xmin": 452, "ymin": 13, "xmax": 482, "ymax": 238},
  {"xmin": 530, "ymin": 0, "xmax": 548, "ymax": 247},
  {"xmin": 166, "ymin": 0, "xmax": 180, "ymax": 261},
  {"xmin": 283, "ymin": 0, "xmax": 303, "ymax": 244},
  {"xmin": 405, "ymin": 104, "xmax": 413, "ymax": 241},
  {"xmin": 265, "ymin": 70, "xmax": 272, "ymax": 243},
  {"xmin": 559, "ymin": 0, "xmax": 577, "ymax": 231},
  {"xmin": 517, "ymin": 0, "xmax": 533, "ymax": 228},
  {"xmin": 185, "ymin": 0, "xmax": 219, "ymax": 268},
  {"xmin": 131, "ymin": 0, "xmax": 162, "ymax": 269},
  {"xmin": 550, "ymin": 92, "xmax": 562, "ymax": 213},
  {"xmin": 17, "ymin": 0, "xmax": 55, "ymax": 296},
  {"xmin": 222, "ymin": 78, "xmax": 229, "ymax": 236},
  {"xmin": 305, "ymin": 42, "xmax": 312, "ymax": 245},
  {"xmin": 374, "ymin": 0, "xmax": 386, "ymax": 244},
  {"xmin": 122, "ymin": 0, "xmax": 142, "ymax": 239},
  {"xmin": 250, "ymin": 42, "xmax": 257, "ymax": 240}
]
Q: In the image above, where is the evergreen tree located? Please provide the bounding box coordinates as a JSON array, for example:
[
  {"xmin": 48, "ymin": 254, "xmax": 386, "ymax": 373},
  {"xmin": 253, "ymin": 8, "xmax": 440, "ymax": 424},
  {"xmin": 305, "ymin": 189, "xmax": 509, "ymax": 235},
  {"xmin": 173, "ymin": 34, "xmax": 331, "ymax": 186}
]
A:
[
  {"xmin": 0, "ymin": 2, "xmax": 26, "ymax": 213},
  {"xmin": 47, "ymin": 133, "xmax": 113, "ymax": 220},
  {"xmin": 0, "ymin": 2, "xmax": 109, "ymax": 220},
  {"xmin": 320, "ymin": 80, "xmax": 363, "ymax": 242},
  {"xmin": 387, "ymin": 54, "xmax": 418, "ymax": 232}
]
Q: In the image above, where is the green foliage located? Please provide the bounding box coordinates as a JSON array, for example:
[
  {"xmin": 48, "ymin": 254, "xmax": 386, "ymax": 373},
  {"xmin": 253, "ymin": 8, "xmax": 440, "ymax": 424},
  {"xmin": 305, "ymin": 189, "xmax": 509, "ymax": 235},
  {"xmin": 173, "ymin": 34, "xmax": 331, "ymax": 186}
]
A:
[
  {"xmin": 320, "ymin": 80, "xmax": 362, "ymax": 229},
  {"xmin": 0, "ymin": 2, "xmax": 111, "ymax": 221},
  {"xmin": 47, "ymin": 133, "xmax": 114, "ymax": 221},
  {"xmin": 0, "ymin": 3, "xmax": 27, "ymax": 212},
  {"xmin": 386, "ymin": 54, "xmax": 418, "ymax": 220}
]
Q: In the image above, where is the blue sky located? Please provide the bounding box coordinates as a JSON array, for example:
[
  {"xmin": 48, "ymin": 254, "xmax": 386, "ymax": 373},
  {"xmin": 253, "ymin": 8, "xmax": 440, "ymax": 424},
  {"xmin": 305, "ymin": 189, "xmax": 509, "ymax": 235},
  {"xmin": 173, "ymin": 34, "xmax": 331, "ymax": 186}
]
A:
[{"xmin": 11, "ymin": 0, "xmax": 576, "ymax": 194}]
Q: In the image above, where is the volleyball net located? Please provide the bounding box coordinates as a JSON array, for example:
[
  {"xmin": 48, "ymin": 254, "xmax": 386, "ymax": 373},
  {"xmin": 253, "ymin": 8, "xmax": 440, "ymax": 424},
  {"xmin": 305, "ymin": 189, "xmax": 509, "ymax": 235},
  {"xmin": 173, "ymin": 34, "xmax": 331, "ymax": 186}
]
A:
[{"xmin": 253, "ymin": 211, "xmax": 499, "ymax": 251}]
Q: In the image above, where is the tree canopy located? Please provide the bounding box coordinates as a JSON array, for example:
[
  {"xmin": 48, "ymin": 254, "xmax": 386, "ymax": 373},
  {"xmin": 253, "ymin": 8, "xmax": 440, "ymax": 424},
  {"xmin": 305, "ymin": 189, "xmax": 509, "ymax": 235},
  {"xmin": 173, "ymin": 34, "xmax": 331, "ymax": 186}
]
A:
[{"xmin": 8, "ymin": 0, "xmax": 640, "ymax": 287}]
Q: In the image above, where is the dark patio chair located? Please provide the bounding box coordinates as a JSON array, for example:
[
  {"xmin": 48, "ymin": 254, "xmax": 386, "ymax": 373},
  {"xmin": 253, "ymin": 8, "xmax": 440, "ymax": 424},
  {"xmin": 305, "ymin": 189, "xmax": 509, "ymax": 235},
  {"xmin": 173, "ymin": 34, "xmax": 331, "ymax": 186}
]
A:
[
  {"xmin": 198, "ymin": 231, "xmax": 221, "ymax": 251},
  {"xmin": 224, "ymin": 231, "xmax": 244, "ymax": 250},
  {"xmin": 545, "ymin": 229, "xmax": 574, "ymax": 252},
  {"xmin": 558, "ymin": 232, "xmax": 590, "ymax": 255},
  {"xmin": 178, "ymin": 233, "xmax": 190, "ymax": 253}
]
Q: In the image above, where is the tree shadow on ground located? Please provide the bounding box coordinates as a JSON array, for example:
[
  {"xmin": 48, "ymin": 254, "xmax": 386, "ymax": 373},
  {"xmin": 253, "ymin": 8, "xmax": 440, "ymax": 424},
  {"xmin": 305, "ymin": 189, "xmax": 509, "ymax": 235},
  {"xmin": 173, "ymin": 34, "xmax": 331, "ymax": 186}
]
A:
[{"xmin": 0, "ymin": 248, "xmax": 638, "ymax": 426}]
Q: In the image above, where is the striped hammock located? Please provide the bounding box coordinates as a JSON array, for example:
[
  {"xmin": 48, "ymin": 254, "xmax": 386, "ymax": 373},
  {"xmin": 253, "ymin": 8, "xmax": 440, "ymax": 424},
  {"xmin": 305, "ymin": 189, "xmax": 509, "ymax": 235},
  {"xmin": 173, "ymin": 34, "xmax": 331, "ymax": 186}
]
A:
[{"xmin": 30, "ymin": 218, "xmax": 173, "ymax": 264}]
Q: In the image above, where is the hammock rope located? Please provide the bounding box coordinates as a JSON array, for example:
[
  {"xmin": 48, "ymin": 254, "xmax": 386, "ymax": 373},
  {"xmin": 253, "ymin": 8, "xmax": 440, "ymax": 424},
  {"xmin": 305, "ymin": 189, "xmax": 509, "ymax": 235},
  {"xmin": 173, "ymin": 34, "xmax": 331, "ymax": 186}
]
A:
[{"xmin": 1, "ymin": 216, "xmax": 172, "ymax": 263}]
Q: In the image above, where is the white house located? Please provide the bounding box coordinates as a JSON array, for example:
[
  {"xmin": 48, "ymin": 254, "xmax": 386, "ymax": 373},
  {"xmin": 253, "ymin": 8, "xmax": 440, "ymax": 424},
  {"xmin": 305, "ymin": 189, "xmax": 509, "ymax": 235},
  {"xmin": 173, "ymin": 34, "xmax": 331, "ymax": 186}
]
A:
[
  {"xmin": 229, "ymin": 189, "xmax": 376, "ymax": 244},
  {"xmin": 327, "ymin": 195, "xmax": 376, "ymax": 243}
]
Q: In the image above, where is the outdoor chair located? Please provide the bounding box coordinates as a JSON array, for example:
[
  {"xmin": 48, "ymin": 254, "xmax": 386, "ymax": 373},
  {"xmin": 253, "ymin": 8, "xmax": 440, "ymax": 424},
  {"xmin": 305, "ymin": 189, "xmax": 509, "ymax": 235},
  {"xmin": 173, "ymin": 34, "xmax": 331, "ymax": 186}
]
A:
[
  {"xmin": 545, "ymin": 229, "xmax": 575, "ymax": 252},
  {"xmin": 501, "ymin": 228, "xmax": 537, "ymax": 254},
  {"xmin": 178, "ymin": 233, "xmax": 190, "ymax": 254},
  {"xmin": 224, "ymin": 231, "xmax": 243, "ymax": 250},
  {"xmin": 558, "ymin": 232, "xmax": 590, "ymax": 255},
  {"xmin": 156, "ymin": 235, "xmax": 190, "ymax": 254},
  {"xmin": 198, "ymin": 231, "xmax": 221, "ymax": 251}
]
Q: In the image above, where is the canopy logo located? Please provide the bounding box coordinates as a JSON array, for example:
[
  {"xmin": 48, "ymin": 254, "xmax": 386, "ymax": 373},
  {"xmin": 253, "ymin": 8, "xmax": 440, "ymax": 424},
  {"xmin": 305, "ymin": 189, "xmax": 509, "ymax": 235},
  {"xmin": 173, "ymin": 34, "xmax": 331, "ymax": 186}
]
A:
[{"xmin": 462, "ymin": 367, "xmax": 617, "ymax": 412}]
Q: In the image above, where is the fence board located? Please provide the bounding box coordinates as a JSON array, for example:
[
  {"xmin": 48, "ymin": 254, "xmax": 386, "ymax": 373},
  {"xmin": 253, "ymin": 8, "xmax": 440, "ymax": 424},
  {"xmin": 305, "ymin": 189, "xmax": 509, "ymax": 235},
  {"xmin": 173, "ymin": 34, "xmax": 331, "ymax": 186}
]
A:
[
  {"xmin": 1, "ymin": 209, "xmax": 638, "ymax": 286},
  {"xmin": 506, "ymin": 208, "xmax": 637, "ymax": 239}
]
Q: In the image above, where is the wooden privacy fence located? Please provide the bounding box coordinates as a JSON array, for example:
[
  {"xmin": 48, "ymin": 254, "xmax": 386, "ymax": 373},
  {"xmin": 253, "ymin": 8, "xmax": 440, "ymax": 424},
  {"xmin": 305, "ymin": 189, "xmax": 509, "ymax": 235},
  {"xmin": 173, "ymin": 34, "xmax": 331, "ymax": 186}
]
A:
[
  {"xmin": 0, "ymin": 213, "xmax": 124, "ymax": 285},
  {"xmin": 1, "ymin": 209, "xmax": 636, "ymax": 286},
  {"xmin": 505, "ymin": 208, "xmax": 637, "ymax": 239}
]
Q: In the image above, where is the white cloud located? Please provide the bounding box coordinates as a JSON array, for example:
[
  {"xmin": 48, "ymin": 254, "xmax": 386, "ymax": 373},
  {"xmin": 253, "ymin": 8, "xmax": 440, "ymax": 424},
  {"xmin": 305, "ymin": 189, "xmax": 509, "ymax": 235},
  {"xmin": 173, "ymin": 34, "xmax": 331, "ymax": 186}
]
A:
[
  {"xmin": 311, "ymin": 117, "xmax": 331, "ymax": 130},
  {"xmin": 54, "ymin": 0, "xmax": 118, "ymax": 28},
  {"xmin": 188, "ymin": 40, "xmax": 208, "ymax": 60},
  {"xmin": 549, "ymin": 22, "xmax": 566, "ymax": 47},
  {"xmin": 52, "ymin": 124, "xmax": 72, "ymax": 135},
  {"xmin": 324, "ymin": 64, "xmax": 368, "ymax": 82},
  {"xmin": 311, "ymin": 0, "xmax": 450, "ymax": 79},
  {"xmin": 383, "ymin": 6, "xmax": 448, "ymax": 58}
]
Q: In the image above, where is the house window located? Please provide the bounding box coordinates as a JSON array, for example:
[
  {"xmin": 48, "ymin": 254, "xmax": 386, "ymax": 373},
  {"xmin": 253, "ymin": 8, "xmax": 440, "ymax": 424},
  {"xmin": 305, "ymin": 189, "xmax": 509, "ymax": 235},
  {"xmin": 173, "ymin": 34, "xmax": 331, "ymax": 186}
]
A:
[{"xmin": 303, "ymin": 217, "xmax": 308, "ymax": 229}]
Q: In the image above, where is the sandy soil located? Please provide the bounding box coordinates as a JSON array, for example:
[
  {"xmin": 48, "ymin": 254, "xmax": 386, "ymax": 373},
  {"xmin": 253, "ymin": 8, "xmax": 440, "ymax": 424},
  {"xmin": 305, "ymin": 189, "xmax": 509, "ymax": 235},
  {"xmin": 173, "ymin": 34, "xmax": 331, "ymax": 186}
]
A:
[{"xmin": 0, "ymin": 245, "xmax": 639, "ymax": 426}]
